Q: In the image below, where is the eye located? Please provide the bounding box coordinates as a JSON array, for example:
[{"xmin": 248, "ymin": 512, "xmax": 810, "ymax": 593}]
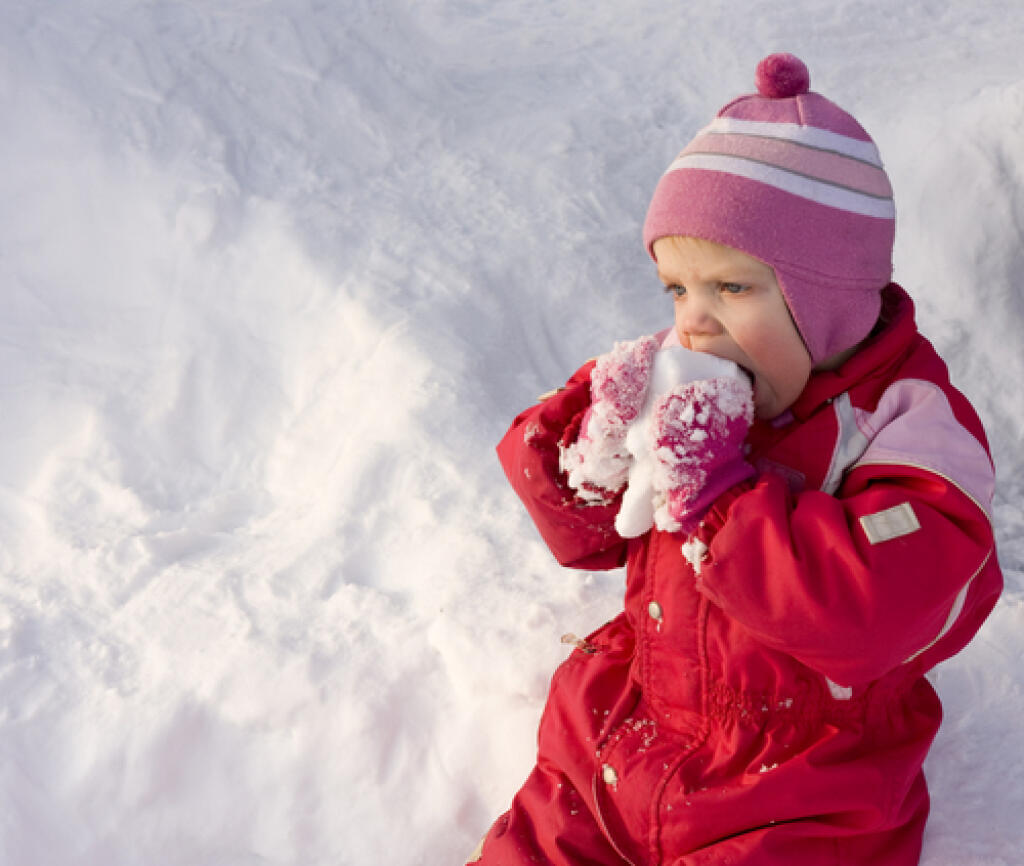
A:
[
  {"xmin": 663, "ymin": 284, "xmax": 686, "ymax": 299},
  {"xmin": 720, "ymin": 282, "xmax": 748, "ymax": 295}
]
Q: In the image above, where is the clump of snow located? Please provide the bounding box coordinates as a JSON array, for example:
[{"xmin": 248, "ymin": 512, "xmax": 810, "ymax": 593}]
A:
[
  {"xmin": 825, "ymin": 678, "xmax": 855, "ymax": 702},
  {"xmin": 559, "ymin": 425, "xmax": 630, "ymax": 502},
  {"xmin": 681, "ymin": 537, "xmax": 709, "ymax": 575},
  {"xmin": 616, "ymin": 347, "xmax": 749, "ymax": 537},
  {"xmin": 1, "ymin": 2, "xmax": 1023, "ymax": 864}
]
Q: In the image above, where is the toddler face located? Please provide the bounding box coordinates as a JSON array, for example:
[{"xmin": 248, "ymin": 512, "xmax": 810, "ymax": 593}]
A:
[{"xmin": 653, "ymin": 235, "xmax": 812, "ymax": 420}]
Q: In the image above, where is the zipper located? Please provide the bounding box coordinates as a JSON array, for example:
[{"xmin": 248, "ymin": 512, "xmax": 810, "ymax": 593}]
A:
[{"xmin": 591, "ymin": 772, "xmax": 639, "ymax": 866}]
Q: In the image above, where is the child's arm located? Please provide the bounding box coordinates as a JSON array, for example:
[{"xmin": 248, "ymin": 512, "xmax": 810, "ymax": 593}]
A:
[
  {"xmin": 693, "ymin": 416, "xmax": 1001, "ymax": 688},
  {"xmin": 496, "ymin": 360, "xmax": 629, "ymax": 570}
]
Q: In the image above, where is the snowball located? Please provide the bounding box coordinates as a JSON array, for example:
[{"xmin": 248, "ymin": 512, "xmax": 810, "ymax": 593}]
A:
[{"xmin": 615, "ymin": 348, "xmax": 749, "ymax": 538}]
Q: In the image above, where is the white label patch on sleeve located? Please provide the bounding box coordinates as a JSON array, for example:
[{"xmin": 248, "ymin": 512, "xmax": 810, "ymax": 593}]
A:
[{"xmin": 859, "ymin": 502, "xmax": 921, "ymax": 545}]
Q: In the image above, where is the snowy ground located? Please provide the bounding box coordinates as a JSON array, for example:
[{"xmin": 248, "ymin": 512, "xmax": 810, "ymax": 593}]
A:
[{"xmin": 2, "ymin": 1, "xmax": 1023, "ymax": 864}]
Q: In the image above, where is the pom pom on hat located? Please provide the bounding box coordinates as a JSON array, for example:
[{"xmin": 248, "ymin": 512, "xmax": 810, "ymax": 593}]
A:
[
  {"xmin": 755, "ymin": 53, "xmax": 810, "ymax": 98},
  {"xmin": 643, "ymin": 54, "xmax": 895, "ymax": 365}
]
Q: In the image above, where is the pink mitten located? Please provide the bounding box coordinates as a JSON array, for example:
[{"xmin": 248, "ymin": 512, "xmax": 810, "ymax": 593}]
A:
[
  {"xmin": 650, "ymin": 377, "xmax": 755, "ymax": 534},
  {"xmin": 559, "ymin": 335, "xmax": 658, "ymax": 502}
]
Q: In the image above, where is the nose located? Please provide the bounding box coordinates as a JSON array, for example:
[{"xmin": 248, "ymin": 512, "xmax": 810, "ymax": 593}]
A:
[{"xmin": 675, "ymin": 295, "xmax": 721, "ymax": 342}]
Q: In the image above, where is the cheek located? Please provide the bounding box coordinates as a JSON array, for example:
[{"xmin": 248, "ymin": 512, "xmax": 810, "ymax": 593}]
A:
[
  {"xmin": 760, "ymin": 331, "xmax": 810, "ymax": 369},
  {"xmin": 745, "ymin": 326, "xmax": 812, "ymax": 400}
]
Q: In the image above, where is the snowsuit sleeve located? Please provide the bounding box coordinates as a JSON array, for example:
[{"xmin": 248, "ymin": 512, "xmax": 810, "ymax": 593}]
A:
[
  {"xmin": 695, "ymin": 379, "xmax": 1002, "ymax": 688},
  {"xmin": 496, "ymin": 360, "xmax": 628, "ymax": 570}
]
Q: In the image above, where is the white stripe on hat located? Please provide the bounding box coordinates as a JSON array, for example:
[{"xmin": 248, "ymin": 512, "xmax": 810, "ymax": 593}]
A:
[
  {"xmin": 706, "ymin": 117, "xmax": 885, "ymax": 167},
  {"xmin": 664, "ymin": 152, "xmax": 896, "ymax": 219}
]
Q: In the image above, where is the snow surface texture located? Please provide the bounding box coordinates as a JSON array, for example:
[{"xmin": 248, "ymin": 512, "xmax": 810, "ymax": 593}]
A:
[{"xmin": 2, "ymin": 2, "xmax": 1024, "ymax": 864}]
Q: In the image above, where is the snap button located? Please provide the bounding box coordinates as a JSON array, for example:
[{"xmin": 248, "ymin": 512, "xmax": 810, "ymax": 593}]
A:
[
  {"xmin": 648, "ymin": 601, "xmax": 663, "ymax": 621},
  {"xmin": 601, "ymin": 764, "xmax": 619, "ymax": 787}
]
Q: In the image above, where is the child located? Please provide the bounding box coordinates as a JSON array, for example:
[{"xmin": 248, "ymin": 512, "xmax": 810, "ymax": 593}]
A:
[{"xmin": 469, "ymin": 53, "xmax": 1003, "ymax": 865}]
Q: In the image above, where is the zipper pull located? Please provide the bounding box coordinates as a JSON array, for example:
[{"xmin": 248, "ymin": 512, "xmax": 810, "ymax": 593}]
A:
[{"xmin": 561, "ymin": 633, "xmax": 597, "ymax": 654}]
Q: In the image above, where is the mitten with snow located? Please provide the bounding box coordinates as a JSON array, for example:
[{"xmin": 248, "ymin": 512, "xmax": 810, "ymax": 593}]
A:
[
  {"xmin": 649, "ymin": 376, "xmax": 755, "ymax": 535},
  {"xmin": 559, "ymin": 335, "xmax": 658, "ymax": 503},
  {"xmin": 614, "ymin": 346, "xmax": 752, "ymax": 538}
]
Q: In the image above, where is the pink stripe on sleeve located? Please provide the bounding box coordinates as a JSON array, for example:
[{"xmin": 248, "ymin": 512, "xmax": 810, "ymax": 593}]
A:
[{"xmin": 853, "ymin": 379, "xmax": 995, "ymax": 516}]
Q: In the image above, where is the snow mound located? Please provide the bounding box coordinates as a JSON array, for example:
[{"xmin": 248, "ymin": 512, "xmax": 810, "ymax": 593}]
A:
[{"xmin": 1, "ymin": 1, "xmax": 1023, "ymax": 864}]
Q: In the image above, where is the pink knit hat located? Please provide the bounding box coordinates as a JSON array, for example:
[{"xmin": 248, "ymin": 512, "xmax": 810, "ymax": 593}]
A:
[{"xmin": 643, "ymin": 53, "xmax": 895, "ymax": 364}]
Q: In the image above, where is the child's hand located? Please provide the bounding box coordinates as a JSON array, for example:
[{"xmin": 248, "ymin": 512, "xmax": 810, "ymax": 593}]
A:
[
  {"xmin": 650, "ymin": 377, "xmax": 755, "ymax": 534},
  {"xmin": 589, "ymin": 336, "xmax": 659, "ymax": 429},
  {"xmin": 559, "ymin": 335, "xmax": 659, "ymax": 502}
]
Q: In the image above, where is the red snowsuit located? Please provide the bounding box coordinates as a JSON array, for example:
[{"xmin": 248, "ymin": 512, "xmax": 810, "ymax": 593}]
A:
[{"xmin": 475, "ymin": 286, "xmax": 1002, "ymax": 866}]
